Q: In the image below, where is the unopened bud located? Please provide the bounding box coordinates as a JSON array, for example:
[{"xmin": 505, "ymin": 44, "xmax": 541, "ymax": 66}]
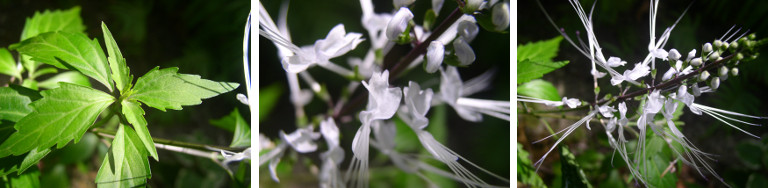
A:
[
  {"xmin": 731, "ymin": 67, "xmax": 739, "ymax": 77},
  {"xmin": 710, "ymin": 77, "xmax": 720, "ymax": 90},
  {"xmin": 691, "ymin": 57, "xmax": 703, "ymax": 67},
  {"xmin": 719, "ymin": 66, "xmax": 729, "ymax": 81},
  {"xmin": 699, "ymin": 71, "xmax": 710, "ymax": 82},
  {"xmin": 736, "ymin": 53, "xmax": 744, "ymax": 61},
  {"xmin": 453, "ymin": 37, "xmax": 475, "ymax": 66},
  {"xmin": 386, "ymin": 8, "xmax": 414, "ymax": 41},
  {"xmin": 709, "ymin": 51, "xmax": 720, "ymax": 62},
  {"xmin": 491, "ymin": 2, "xmax": 510, "ymax": 31},
  {"xmin": 730, "ymin": 41, "xmax": 739, "ymax": 50},
  {"xmin": 686, "ymin": 49, "xmax": 697, "ymax": 61},
  {"xmin": 721, "ymin": 41, "xmax": 729, "ymax": 50},
  {"xmin": 703, "ymin": 43, "xmax": 713, "ymax": 54},
  {"xmin": 714, "ymin": 40, "xmax": 723, "ymax": 49},
  {"xmin": 748, "ymin": 33, "xmax": 757, "ymax": 40},
  {"xmin": 668, "ymin": 49, "xmax": 681, "ymax": 61}
]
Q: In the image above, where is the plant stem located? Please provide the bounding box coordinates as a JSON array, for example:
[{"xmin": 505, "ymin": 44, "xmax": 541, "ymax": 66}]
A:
[
  {"xmin": 334, "ymin": 7, "xmax": 465, "ymax": 121},
  {"xmin": 90, "ymin": 127, "xmax": 243, "ymax": 152}
]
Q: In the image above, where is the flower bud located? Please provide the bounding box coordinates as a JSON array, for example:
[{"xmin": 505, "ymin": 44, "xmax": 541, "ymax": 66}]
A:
[
  {"xmin": 708, "ymin": 51, "xmax": 720, "ymax": 62},
  {"xmin": 457, "ymin": 20, "xmax": 479, "ymax": 42},
  {"xmin": 710, "ymin": 77, "xmax": 720, "ymax": 90},
  {"xmin": 453, "ymin": 37, "xmax": 475, "ymax": 66},
  {"xmin": 730, "ymin": 41, "xmax": 739, "ymax": 50},
  {"xmin": 731, "ymin": 67, "xmax": 739, "ymax": 77},
  {"xmin": 386, "ymin": 8, "xmax": 414, "ymax": 41},
  {"xmin": 492, "ymin": 2, "xmax": 510, "ymax": 31},
  {"xmin": 721, "ymin": 41, "xmax": 729, "ymax": 50},
  {"xmin": 425, "ymin": 41, "xmax": 445, "ymax": 73},
  {"xmin": 394, "ymin": 0, "xmax": 416, "ymax": 8},
  {"xmin": 686, "ymin": 49, "xmax": 697, "ymax": 61},
  {"xmin": 699, "ymin": 70, "xmax": 710, "ymax": 82},
  {"xmin": 464, "ymin": 0, "xmax": 486, "ymax": 12},
  {"xmin": 668, "ymin": 49, "xmax": 681, "ymax": 61},
  {"xmin": 703, "ymin": 43, "xmax": 713, "ymax": 54},
  {"xmin": 719, "ymin": 66, "xmax": 729, "ymax": 81},
  {"xmin": 691, "ymin": 57, "xmax": 703, "ymax": 67},
  {"xmin": 736, "ymin": 52, "xmax": 744, "ymax": 61},
  {"xmin": 714, "ymin": 40, "xmax": 723, "ymax": 49},
  {"xmin": 748, "ymin": 33, "xmax": 756, "ymax": 40}
]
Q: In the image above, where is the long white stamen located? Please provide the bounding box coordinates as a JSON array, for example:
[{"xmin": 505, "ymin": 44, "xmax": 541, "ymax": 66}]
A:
[{"xmin": 534, "ymin": 110, "xmax": 597, "ymax": 170}]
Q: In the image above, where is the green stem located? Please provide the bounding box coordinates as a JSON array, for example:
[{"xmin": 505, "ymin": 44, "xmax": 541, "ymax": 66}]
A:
[{"xmin": 90, "ymin": 128, "xmax": 242, "ymax": 152}]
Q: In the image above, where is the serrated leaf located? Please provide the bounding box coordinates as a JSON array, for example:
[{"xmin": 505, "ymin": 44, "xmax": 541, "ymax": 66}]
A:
[
  {"xmin": 95, "ymin": 125, "xmax": 151, "ymax": 187},
  {"xmin": 19, "ymin": 6, "xmax": 86, "ymax": 74},
  {"xmin": 0, "ymin": 147, "xmax": 50, "ymax": 177},
  {"xmin": 210, "ymin": 108, "xmax": 250, "ymax": 147},
  {"xmin": 559, "ymin": 146, "xmax": 592, "ymax": 188},
  {"xmin": 518, "ymin": 36, "xmax": 564, "ymax": 62},
  {"xmin": 0, "ymin": 48, "xmax": 21, "ymax": 79},
  {"xmin": 0, "ymin": 87, "xmax": 36, "ymax": 122},
  {"xmin": 517, "ymin": 59, "xmax": 569, "ymax": 84},
  {"xmin": 37, "ymin": 71, "xmax": 92, "ymax": 89},
  {"xmin": 8, "ymin": 165, "xmax": 40, "ymax": 188},
  {"xmin": 517, "ymin": 79, "xmax": 561, "ymax": 101},
  {"xmin": 121, "ymin": 100, "xmax": 158, "ymax": 160},
  {"xmin": 130, "ymin": 67, "xmax": 239, "ymax": 111},
  {"xmin": 517, "ymin": 143, "xmax": 547, "ymax": 188},
  {"xmin": 20, "ymin": 7, "xmax": 85, "ymax": 41},
  {"xmin": 0, "ymin": 83, "xmax": 114, "ymax": 158},
  {"xmin": 12, "ymin": 31, "xmax": 113, "ymax": 91},
  {"xmin": 101, "ymin": 22, "xmax": 132, "ymax": 93}
]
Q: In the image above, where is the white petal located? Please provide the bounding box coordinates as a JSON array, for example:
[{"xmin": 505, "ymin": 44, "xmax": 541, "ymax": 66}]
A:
[
  {"xmin": 426, "ymin": 41, "xmax": 445, "ymax": 73},
  {"xmin": 386, "ymin": 7, "xmax": 414, "ymax": 40},
  {"xmin": 372, "ymin": 121, "xmax": 397, "ymax": 151},
  {"xmin": 686, "ymin": 49, "xmax": 697, "ymax": 61},
  {"xmin": 668, "ymin": 49, "xmax": 681, "ymax": 61},
  {"xmin": 432, "ymin": 0, "xmax": 444, "ymax": 14},
  {"xmin": 651, "ymin": 48, "xmax": 669, "ymax": 60},
  {"xmin": 321, "ymin": 118, "xmax": 340, "ymax": 147},
  {"xmin": 453, "ymin": 37, "xmax": 475, "ymax": 66},
  {"xmin": 404, "ymin": 81, "xmax": 434, "ymax": 117},
  {"xmin": 662, "ymin": 67, "xmax": 677, "ymax": 81},
  {"xmin": 610, "ymin": 74, "xmax": 625, "ymax": 85},
  {"xmin": 599, "ymin": 105, "xmax": 616, "ymax": 118},
  {"xmin": 439, "ymin": 66, "xmax": 463, "ymax": 105},
  {"xmin": 591, "ymin": 69, "xmax": 607, "ymax": 78},
  {"xmin": 626, "ymin": 63, "xmax": 651, "ymax": 81},
  {"xmin": 314, "ymin": 24, "xmax": 364, "ymax": 63},
  {"xmin": 458, "ymin": 20, "xmax": 479, "ymax": 42},
  {"xmin": 644, "ymin": 90, "xmax": 664, "ymax": 114},
  {"xmin": 393, "ymin": 0, "xmax": 415, "ymax": 7},
  {"xmin": 563, "ymin": 97, "xmax": 581, "ymax": 108},
  {"xmin": 362, "ymin": 70, "xmax": 403, "ymax": 120},
  {"xmin": 606, "ymin": 56, "xmax": 626, "ymax": 67},
  {"xmin": 491, "ymin": 2, "xmax": 510, "ymax": 31}
]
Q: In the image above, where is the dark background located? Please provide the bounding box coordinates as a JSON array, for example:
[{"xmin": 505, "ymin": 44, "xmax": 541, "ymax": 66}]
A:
[
  {"xmin": 519, "ymin": 0, "xmax": 768, "ymax": 187},
  {"xmin": 0, "ymin": 0, "xmax": 249, "ymax": 187},
  {"xmin": 259, "ymin": 0, "xmax": 510, "ymax": 187}
]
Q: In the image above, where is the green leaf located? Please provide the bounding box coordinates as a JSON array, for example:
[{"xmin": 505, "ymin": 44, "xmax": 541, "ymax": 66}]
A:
[
  {"xmin": 31, "ymin": 67, "xmax": 58, "ymax": 78},
  {"xmin": 517, "ymin": 36, "xmax": 568, "ymax": 84},
  {"xmin": 0, "ymin": 87, "xmax": 36, "ymax": 122},
  {"xmin": 37, "ymin": 71, "xmax": 92, "ymax": 89},
  {"xmin": 12, "ymin": 31, "xmax": 113, "ymax": 91},
  {"xmin": 0, "ymin": 147, "xmax": 50, "ymax": 177},
  {"xmin": 129, "ymin": 67, "xmax": 239, "ymax": 111},
  {"xmin": 517, "ymin": 143, "xmax": 547, "ymax": 188},
  {"xmin": 121, "ymin": 100, "xmax": 158, "ymax": 161},
  {"xmin": 641, "ymin": 136, "xmax": 677, "ymax": 187},
  {"xmin": 20, "ymin": 7, "xmax": 85, "ymax": 41},
  {"xmin": 101, "ymin": 22, "xmax": 132, "ymax": 93},
  {"xmin": 518, "ymin": 36, "xmax": 564, "ymax": 63},
  {"xmin": 259, "ymin": 83, "xmax": 282, "ymax": 122},
  {"xmin": 0, "ymin": 83, "xmax": 114, "ymax": 158},
  {"xmin": 517, "ymin": 60, "xmax": 569, "ymax": 84},
  {"xmin": 559, "ymin": 146, "xmax": 592, "ymax": 188},
  {"xmin": 737, "ymin": 141, "xmax": 763, "ymax": 170},
  {"xmin": 210, "ymin": 108, "xmax": 250, "ymax": 147},
  {"xmin": 95, "ymin": 125, "xmax": 151, "ymax": 187},
  {"xmin": 517, "ymin": 79, "xmax": 561, "ymax": 101},
  {"xmin": 7, "ymin": 166, "xmax": 40, "ymax": 188},
  {"xmin": 18, "ymin": 6, "xmax": 86, "ymax": 75},
  {"xmin": 0, "ymin": 48, "xmax": 21, "ymax": 79},
  {"xmin": 747, "ymin": 173, "xmax": 768, "ymax": 188}
]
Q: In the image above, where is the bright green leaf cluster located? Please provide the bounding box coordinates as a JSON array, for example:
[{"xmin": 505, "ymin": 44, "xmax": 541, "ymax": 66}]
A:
[{"xmin": 210, "ymin": 108, "xmax": 251, "ymax": 148}]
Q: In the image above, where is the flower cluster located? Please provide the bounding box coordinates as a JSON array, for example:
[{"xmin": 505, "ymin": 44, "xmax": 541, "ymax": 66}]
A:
[
  {"xmin": 257, "ymin": 0, "xmax": 510, "ymax": 187},
  {"xmin": 521, "ymin": 0, "xmax": 766, "ymax": 187}
]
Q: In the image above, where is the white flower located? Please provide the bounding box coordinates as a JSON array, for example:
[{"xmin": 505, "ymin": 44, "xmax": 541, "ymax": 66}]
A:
[
  {"xmin": 651, "ymin": 48, "xmax": 669, "ymax": 60},
  {"xmin": 386, "ymin": 7, "xmax": 414, "ymax": 41},
  {"xmin": 279, "ymin": 127, "xmax": 321, "ymax": 153},
  {"xmin": 432, "ymin": 0, "xmax": 444, "ymax": 15},
  {"xmin": 321, "ymin": 118, "xmax": 341, "ymax": 147},
  {"xmin": 606, "ymin": 57, "xmax": 627, "ymax": 67},
  {"xmin": 644, "ymin": 90, "xmax": 664, "ymax": 114},
  {"xmin": 491, "ymin": 2, "xmax": 510, "ymax": 31},
  {"xmin": 562, "ymin": 97, "xmax": 581, "ymax": 108},
  {"xmin": 457, "ymin": 20, "xmax": 479, "ymax": 42},
  {"xmin": 426, "ymin": 41, "xmax": 445, "ymax": 73},
  {"xmin": 662, "ymin": 67, "xmax": 677, "ymax": 81},
  {"xmin": 703, "ymin": 42, "xmax": 713, "ymax": 53},
  {"xmin": 599, "ymin": 105, "xmax": 617, "ymax": 118},
  {"xmin": 314, "ymin": 24, "xmax": 365, "ymax": 64},
  {"xmin": 361, "ymin": 70, "xmax": 403, "ymax": 121},
  {"xmin": 618, "ymin": 102, "xmax": 628, "ymax": 127},
  {"xmin": 610, "ymin": 63, "xmax": 650, "ymax": 85},
  {"xmin": 453, "ymin": 38, "xmax": 475, "ymax": 66}
]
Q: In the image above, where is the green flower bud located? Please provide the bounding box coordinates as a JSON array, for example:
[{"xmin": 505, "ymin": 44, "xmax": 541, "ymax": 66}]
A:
[
  {"xmin": 710, "ymin": 77, "xmax": 720, "ymax": 90},
  {"xmin": 736, "ymin": 53, "xmax": 744, "ymax": 61},
  {"xmin": 731, "ymin": 67, "xmax": 739, "ymax": 77},
  {"xmin": 709, "ymin": 51, "xmax": 720, "ymax": 61},
  {"xmin": 748, "ymin": 33, "xmax": 756, "ymax": 40},
  {"xmin": 714, "ymin": 40, "xmax": 723, "ymax": 49},
  {"xmin": 721, "ymin": 41, "xmax": 729, "ymax": 50},
  {"xmin": 730, "ymin": 41, "xmax": 739, "ymax": 52}
]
